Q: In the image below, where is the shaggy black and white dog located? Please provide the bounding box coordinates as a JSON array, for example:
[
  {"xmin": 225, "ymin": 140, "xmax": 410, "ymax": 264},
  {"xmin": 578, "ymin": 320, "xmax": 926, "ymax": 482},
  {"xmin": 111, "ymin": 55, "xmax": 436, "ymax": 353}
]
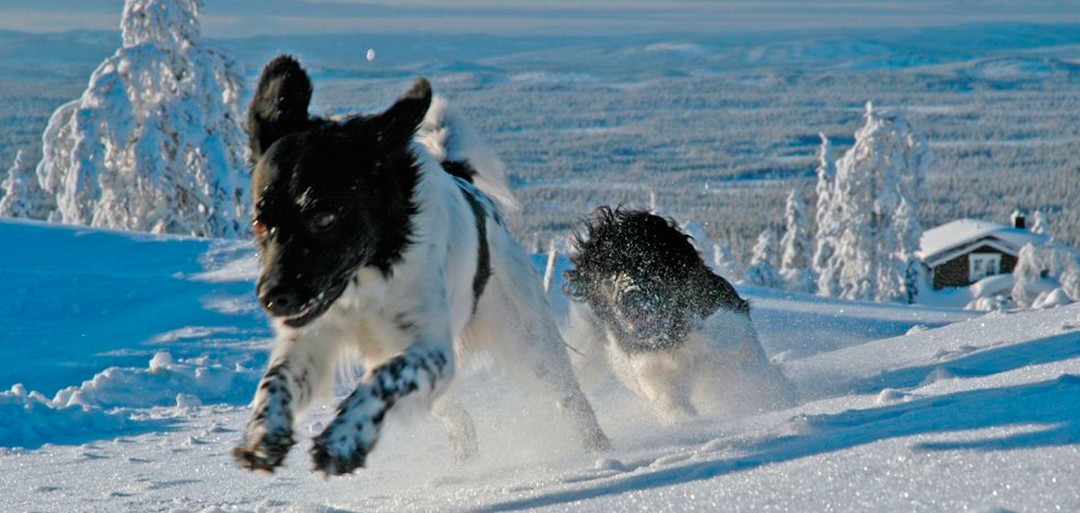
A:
[
  {"xmin": 233, "ymin": 56, "xmax": 610, "ymax": 476},
  {"xmin": 563, "ymin": 207, "xmax": 794, "ymax": 423}
]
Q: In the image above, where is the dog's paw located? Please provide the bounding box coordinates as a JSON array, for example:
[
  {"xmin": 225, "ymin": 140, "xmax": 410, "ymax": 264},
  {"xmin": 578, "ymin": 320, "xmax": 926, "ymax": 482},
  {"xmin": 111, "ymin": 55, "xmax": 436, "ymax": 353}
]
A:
[
  {"xmin": 310, "ymin": 428, "xmax": 368, "ymax": 476},
  {"xmin": 233, "ymin": 428, "xmax": 295, "ymax": 473}
]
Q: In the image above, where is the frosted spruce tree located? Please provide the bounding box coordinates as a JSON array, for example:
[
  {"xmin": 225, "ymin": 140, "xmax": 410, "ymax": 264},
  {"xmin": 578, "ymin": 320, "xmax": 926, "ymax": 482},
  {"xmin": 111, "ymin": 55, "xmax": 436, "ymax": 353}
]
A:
[
  {"xmin": 30, "ymin": 0, "xmax": 249, "ymax": 237},
  {"xmin": 681, "ymin": 220, "xmax": 716, "ymax": 271},
  {"xmin": 779, "ymin": 189, "xmax": 814, "ymax": 292},
  {"xmin": 811, "ymin": 134, "xmax": 841, "ymax": 297},
  {"xmin": 0, "ymin": 150, "xmax": 52, "ymax": 219},
  {"xmin": 745, "ymin": 228, "xmax": 783, "ymax": 289},
  {"xmin": 1030, "ymin": 210, "xmax": 1049, "ymax": 236},
  {"xmin": 893, "ymin": 197, "xmax": 926, "ymax": 303},
  {"xmin": 712, "ymin": 243, "xmax": 741, "ymax": 282},
  {"xmin": 1011, "ymin": 242, "xmax": 1080, "ymax": 307},
  {"xmin": 824, "ymin": 103, "xmax": 930, "ymax": 303},
  {"xmin": 1011, "ymin": 244, "xmax": 1045, "ymax": 308}
]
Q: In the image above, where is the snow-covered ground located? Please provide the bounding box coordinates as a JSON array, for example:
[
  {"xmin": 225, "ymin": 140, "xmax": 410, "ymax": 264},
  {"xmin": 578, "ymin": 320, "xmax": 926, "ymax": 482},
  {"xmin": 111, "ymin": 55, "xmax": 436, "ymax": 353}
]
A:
[{"xmin": 2, "ymin": 218, "xmax": 1078, "ymax": 512}]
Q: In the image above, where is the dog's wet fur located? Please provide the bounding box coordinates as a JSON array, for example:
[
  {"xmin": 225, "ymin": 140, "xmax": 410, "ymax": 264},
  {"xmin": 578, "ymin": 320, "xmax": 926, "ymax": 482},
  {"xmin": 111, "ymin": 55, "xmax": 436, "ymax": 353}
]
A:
[
  {"xmin": 235, "ymin": 55, "xmax": 609, "ymax": 476},
  {"xmin": 566, "ymin": 207, "xmax": 748, "ymax": 352},
  {"xmin": 564, "ymin": 207, "xmax": 794, "ymax": 423}
]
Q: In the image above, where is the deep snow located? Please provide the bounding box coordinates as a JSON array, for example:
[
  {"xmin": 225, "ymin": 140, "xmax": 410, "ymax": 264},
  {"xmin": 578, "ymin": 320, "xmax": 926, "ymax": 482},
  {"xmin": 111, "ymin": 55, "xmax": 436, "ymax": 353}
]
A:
[{"xmin": 2, "ymin": 218, "xmax": 1078, "ymax": 512}]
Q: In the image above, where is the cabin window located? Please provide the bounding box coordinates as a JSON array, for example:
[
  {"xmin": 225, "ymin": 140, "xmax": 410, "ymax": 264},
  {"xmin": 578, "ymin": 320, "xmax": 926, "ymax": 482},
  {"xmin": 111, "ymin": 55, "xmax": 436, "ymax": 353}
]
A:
[{"xmin": 969, "ymin": 253, "xmax": 1002, "ymax": 282}]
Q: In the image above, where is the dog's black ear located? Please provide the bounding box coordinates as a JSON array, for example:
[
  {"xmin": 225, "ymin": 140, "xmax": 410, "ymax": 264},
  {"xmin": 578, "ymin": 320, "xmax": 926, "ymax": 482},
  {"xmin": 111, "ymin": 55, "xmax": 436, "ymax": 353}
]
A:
[
  {"xmin": 248, "ymin": 55, "xmax": 313, "ymax": 161},
  {"xmin": 371, "ymin": 78, "xmax": 432, "ymax": 149}
]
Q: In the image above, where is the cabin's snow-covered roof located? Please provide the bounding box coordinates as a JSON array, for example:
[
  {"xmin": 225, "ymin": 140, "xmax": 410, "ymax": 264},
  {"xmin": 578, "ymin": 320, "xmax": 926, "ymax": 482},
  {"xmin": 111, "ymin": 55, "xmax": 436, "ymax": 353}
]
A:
[{"xmin": 918, "ymin": 218, "xmax": 1048, "ymax": 265}]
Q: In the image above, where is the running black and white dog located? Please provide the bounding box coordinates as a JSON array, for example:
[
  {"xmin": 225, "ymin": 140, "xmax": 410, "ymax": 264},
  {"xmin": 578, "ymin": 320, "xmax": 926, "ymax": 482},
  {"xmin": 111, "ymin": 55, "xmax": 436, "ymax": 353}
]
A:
[
  {"xmin": 233, "ymin": 56, "xmax": 610, "ymax": 476},
  {"xmin": 563, "ymin": 208, "xmax": 794, "ymax": 424}
]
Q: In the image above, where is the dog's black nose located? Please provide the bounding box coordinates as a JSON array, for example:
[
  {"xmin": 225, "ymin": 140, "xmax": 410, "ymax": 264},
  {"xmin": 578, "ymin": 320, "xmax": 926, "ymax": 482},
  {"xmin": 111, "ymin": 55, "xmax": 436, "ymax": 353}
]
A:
[{"xmin": 259, "ymin": 287, "xmax": 302, "ymax": 317}]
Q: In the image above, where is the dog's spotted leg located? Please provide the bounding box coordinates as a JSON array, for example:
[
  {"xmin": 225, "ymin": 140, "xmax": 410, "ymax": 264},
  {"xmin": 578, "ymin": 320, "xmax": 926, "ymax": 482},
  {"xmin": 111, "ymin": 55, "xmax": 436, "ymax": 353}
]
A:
[
  {"xmin": 311, "ymin": 344, "xmax": 452, "ymax": 475},
  {"xmin": 234, "ymin": 333, "xmax": 339, "ymax": 472}
]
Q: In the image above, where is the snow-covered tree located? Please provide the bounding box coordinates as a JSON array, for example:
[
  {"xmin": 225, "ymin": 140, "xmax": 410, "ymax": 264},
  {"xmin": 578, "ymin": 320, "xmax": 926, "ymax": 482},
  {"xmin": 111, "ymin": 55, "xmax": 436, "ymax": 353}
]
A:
[
  {"xmin": 893, "ymin": 197, "xmax": 927, "ymax": 303},
  {"xmin": 712, "ymin": 242, "xmax": 741, "ymax": 282},
  {"xmin": 779, "ymin": 189, "xmax": 814, "ymax": 292},
  {"xmin": 681, "ymin": 220, "xmax": 715, "ymax": 269},
  {"xmin": 1012, "ymin": 242, "xmax": 1080, "ymax": 307},
  {"xmin": 32, "ymin": 0, "xmax": 250, "ymax": 237},
  {"xmin": 1030, "ymin": 210, "xmax": 1049, "ymax": 236},
  {"xmin": 1062, "ymin": 266, "xmax": 1080, "ymax": 302},
  {"xmin": 0, "ymin": 150, "xmax": 53, "ymax": 219},
  {"xmin": 745, "ymin": 228, "xmax": 783, "ymax": 289},
  {"xmin": 1012, "ymin": 244, "xmax": 1046, "ymax": 308},
  {"xmin": 811, "ymin": 134, "xmax": 841, "ymax": 297},
  {"xmin": 824, "ymin": 102, "xmax": 931, "ymax": 303}
]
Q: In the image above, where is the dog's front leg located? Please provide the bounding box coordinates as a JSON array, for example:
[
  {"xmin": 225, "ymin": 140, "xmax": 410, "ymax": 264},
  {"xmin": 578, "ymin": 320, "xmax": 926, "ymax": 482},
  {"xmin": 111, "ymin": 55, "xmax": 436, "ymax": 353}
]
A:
[
  {"xmin": 311, "ymin": 342, "xmax": 453, "ymax": 476},
  {"xmin": 234, "ymin": 330, "xmax": 339, "ymax": 472}
]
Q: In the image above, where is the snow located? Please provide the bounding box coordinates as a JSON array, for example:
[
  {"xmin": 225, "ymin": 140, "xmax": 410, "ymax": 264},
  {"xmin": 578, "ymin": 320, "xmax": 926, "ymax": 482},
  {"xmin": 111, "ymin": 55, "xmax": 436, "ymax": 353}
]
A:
[{"xmin": 4, "ymin": 218, "xmax": 1080, "ymax": 511}]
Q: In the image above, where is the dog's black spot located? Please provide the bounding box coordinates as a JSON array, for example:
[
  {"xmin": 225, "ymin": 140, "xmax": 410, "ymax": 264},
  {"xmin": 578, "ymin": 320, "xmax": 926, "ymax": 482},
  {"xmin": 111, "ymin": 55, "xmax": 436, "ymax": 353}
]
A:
[
  {"xmin": 441, "ymin": 159, "xmax": 478, "ymax": 183},
  {"xmin": 566, "ymin": 207, "xmax": 750, "ymax": 353},
  {"xmin": 415, "ymin": 356, "xmax": 438, "ymax": 391},
  {"xmin": 249, "ymin": 56, "xmax": 432, "ymax": 327},
  {"xmin": 457, "ymin": 181, "xmax": 493, "ymax": 313}
]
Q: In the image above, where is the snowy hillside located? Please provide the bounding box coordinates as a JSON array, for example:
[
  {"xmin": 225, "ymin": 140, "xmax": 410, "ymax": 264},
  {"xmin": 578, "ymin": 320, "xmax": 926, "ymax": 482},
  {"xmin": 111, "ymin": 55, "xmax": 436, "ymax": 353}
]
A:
[{"xmin": 3, "ymin": 219, "xmax": 1078, "ymax": 512}]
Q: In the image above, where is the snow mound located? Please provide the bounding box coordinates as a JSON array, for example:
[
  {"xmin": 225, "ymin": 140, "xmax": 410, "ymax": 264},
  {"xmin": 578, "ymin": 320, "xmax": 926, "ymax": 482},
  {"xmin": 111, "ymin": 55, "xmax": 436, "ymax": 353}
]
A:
[
  {"xmin": 1032, "ymin": 288, "xmax": 1073, "ymax": 309},
  {"xmin": 51, "ymin": 351, "xmax": 259, "ymax": 410},
  {"xmin": 0, "ymin": 385, "xmax": 157, "ymax": 450},
  {"xmin": 1, "ymin": 352, "xmax": 259, "ymax": 449}
]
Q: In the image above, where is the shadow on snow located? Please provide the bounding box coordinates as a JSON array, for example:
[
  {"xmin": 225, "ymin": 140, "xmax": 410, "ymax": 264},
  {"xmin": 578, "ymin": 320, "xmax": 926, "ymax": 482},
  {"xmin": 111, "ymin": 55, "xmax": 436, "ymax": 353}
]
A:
[{"xmin": 474, "ymin": 370, "xmax": 1080, "ymax": 512}]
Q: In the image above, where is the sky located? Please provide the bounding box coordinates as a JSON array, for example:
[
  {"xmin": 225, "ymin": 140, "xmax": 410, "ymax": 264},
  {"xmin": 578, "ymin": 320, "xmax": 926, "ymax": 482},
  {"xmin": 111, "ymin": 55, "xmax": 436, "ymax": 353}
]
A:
[{"xmin": 2, "ymin": 0, "xmax": 1080, "ymax": 38}]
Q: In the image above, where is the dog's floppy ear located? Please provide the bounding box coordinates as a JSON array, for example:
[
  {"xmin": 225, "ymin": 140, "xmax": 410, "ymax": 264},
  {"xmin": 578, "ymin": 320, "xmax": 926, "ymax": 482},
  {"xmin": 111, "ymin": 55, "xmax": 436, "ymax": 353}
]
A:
[
  {"xmin": 248, "ymin": 55, "xmax": 313, "ymax": 161},
  {"xmin": 371, "ymin": 78, "xmax": 432, "ymax": 149}
]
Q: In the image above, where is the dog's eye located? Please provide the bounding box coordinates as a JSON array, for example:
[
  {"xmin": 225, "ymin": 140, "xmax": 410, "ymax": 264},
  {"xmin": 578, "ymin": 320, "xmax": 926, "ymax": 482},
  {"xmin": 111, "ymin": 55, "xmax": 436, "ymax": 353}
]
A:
[
  {"xmin": 310, "ymin": 213, "xmax": 337, "ymax": 232},
  {"xmin": 252, "ymin": 219, "xmax": 269, "ymax": 239}
]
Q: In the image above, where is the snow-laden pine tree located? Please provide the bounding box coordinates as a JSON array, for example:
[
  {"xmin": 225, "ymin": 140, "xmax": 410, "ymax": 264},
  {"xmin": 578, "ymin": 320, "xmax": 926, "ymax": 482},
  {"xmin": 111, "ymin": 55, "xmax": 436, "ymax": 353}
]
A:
[
  {"xmin": 681, "ymin": 220, "xmax": 716, "ymax": 270},
  {"xmin": 893, "ymin": 197, "xmax": 927, "ymax": 303},
  {"xmin": 0, "ymin": 150, "xmax": 53, "ymax": 219},
  {"xmin": 1012, "ymin": 244, "xmax": 1045, "ymax": 308},
  {"xmin": 826, "ymin": 102, "xmax": 931, "ymax": 303},
  {"xmin": 712, "ymin": 243, "xmax": 741, "ymax": 282},
  {"xmin": 811, "ymin": 134, "xmax": 841, "ymax": 297},
  {"xmin": 1030, "ymin": 210, "xmax": 1049, "ymax": 236},
  {"xmin": 745, "ymin": 228, "xmax": 783, "ymax": 289},
  {"xmin": 31, "ymin": 0, "xmax": 249, "ymax": 237},
  {"xmin": 779, "ymin": 189, "xmax": 814, "ymax": 293},
  {"xmin": 1011, "ymin": 242, "xmax": 1080, "ymax": 307}
]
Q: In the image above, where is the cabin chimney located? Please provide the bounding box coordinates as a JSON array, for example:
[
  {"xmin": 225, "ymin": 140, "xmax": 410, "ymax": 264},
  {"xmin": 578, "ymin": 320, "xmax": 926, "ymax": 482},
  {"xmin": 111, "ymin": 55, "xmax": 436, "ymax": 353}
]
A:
[{"xmin": 1011, "ymin": 209, "xmax": 1027, "ymax": 230}]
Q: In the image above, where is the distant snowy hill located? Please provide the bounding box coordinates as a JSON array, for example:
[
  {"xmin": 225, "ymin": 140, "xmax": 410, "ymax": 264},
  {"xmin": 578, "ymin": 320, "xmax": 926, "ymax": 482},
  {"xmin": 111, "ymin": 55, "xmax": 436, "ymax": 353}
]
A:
[
  {"xmin": 2, "ymin": 219, "xmax": 1079, "ymax": 512},
  {"xmin": 5, "ymin": 23, "xmax": 1080, "ymax": 259}
]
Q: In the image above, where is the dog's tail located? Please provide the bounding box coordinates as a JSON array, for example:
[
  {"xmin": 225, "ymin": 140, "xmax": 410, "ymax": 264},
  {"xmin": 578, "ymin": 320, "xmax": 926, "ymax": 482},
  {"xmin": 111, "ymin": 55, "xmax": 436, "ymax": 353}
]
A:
[
  {"xmin": 248, "ymin": 55, "xmax": 313, "ymax": 162},
  {"xmin": 416, "ymin": 96, "xmax": 520, "ymax": 213}
]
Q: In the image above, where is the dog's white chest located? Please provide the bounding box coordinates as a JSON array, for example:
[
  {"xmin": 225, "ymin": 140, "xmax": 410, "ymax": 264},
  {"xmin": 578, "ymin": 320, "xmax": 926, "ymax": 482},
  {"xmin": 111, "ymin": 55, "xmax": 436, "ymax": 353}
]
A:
[{"xmin": 333, "ymin": 268, "xmax": 391, "ymax": 313}]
